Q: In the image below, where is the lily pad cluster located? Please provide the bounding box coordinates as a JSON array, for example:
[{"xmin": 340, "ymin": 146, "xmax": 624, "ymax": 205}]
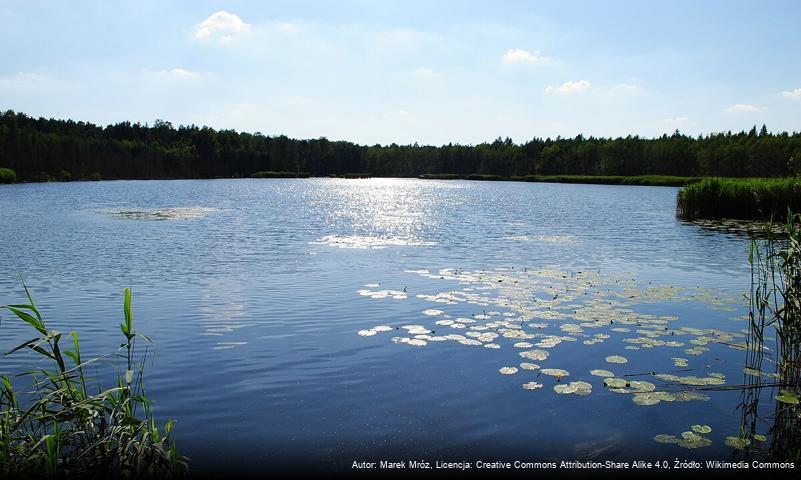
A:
[{"xmin": 653, "ymin": 425, "xmax": 713, "ymax": 449}]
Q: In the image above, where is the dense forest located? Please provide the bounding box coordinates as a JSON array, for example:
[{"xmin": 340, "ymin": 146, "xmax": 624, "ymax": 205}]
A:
[{"xmin": 1, "ymin": 109, "xmax": 800, "ymax": 182}]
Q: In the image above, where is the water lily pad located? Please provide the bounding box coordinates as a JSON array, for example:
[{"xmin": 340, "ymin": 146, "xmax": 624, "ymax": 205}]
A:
[
  {"xmin": 605, "ymin": 355, "xmax": 628, "ymax": 364},
  {"xmin": 519, "ymin": 362, "xmax": 540, "ymax": 370},
  {"xmin": 754, "ymin": 434, "xmax": 767, "ymax": 442},
  {"xmin": 522, "ymin": 381, "xmax": 543, "ymax": 390},
  {"xmin": 724, "ymin": 436, "xmax": 751, "ymax": 449},
  {"xmin": 691, "ymin": 425, "xmax": 712, "ymax": 434},
  {"xmin": 499, "ymin": 367, "xmax": 518, "ymax": 375},
  {"xmin": 519, "ymin": 349, "xmax": 549, "ymax": 361},
  {"xmin": 590, "ymin": 369, "xmax": 614, "ymax": 378},
  {"xmin": 540, "ymin": 368, "xmax": 569, "ymax": 377},
  {"xmin": 776, "ymin": 390, "xmax": 799, "ymax": 405},
  {"xmin": 632, "ymin": 393, "xmax": 661, "ymax": 406},
  {"xmin": 629, "ymin": 380, "xmax": 656, "ymax": 392},
  {"xmin": 653, "ymin": 434, "xmax": 679, "ymax": 444},
  {"xmin": 358, "ymin": 329, "xmax": 377, "ymax": 336},
  {"xmin": 553, "ymin": 384, "xmax": 578, "ymax": 394}
]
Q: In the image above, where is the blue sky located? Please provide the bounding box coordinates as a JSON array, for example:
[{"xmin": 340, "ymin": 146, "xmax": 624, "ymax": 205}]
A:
[{"xmin": 1, "ymin": 0, "xmax": 799, "ymax": 145}]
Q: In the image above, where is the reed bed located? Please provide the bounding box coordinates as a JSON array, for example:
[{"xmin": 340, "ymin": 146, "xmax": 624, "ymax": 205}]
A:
[
  {"xmin": 0, "ymin": 285, "xmax": 186, "ymax": 477},
  {"xmin": 677, "ymin": 177, "xmax": 801, "ymax": 220}
]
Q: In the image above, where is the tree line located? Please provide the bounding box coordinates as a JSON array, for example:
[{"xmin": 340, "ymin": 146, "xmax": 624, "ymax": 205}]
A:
[{"xmin": 1, "ymin": 109, "xmax": 800, "ymax": 182}]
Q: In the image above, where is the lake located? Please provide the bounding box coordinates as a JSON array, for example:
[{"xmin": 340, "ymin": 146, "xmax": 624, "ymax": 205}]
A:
[{"xmin": 0, "ymin": 178, "xmax": 766, "ymax": 474}]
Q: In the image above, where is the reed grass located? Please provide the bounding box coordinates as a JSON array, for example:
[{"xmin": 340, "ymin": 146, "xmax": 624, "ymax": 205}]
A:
[
  {"xmin": 0, "ymin": 284, "xmax": 187, "ymax": 477},
  {"xmin": 739, "ymin": 213, "xmax": 801, "ymax": 460},
  {"xmin": 677, "ymin": 177, "xmax": 801, "ymax": 220}
]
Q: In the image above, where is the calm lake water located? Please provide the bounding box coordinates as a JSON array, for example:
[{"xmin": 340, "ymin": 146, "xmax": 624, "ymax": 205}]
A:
[{"xmin": 0, "ymin": 179, "xmax": 766, "ymax": 473}]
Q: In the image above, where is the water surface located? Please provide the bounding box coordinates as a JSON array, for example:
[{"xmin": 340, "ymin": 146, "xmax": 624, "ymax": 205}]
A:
[{"xmin": 0, "ymin": 179, "xmax": 760, "ymax": 473}]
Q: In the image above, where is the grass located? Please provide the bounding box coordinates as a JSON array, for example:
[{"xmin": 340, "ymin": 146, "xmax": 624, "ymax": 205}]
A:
[
  {"xmin": 419, "ymin": 173, "xmax": 700, "ymax": 186},
  {"xmin": 0, "ymin": 168, "xmax": 16, "ymax": 184},
  {"xmin": 739, "ymin": 214, "xmax": 801, "ymax": 461},
  {"xmin": 0, "ymin": 284, "xmax": 186, "ymax": 477},
  {"xmin": 250, "ymin": 171, "xmax": 311, "ymax": 178},
  {"xmin": 677, "ymin": 177, "xmax": 801, "ymax": 220}
]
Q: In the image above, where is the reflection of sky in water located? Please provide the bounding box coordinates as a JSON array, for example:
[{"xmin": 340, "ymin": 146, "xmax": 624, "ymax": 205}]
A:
[{"xmin": 0, "ymin": 178, "xmax": 767, "ymax": 472}]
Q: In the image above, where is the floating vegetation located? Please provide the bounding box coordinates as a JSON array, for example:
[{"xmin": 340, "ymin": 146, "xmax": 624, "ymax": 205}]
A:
[
  {"xmin": 554, "ymin": 381, "xmax": 592, "ymax": 395},
  {"xmin": 312, "ymin": 235, "xmax": 436, "ymax": 249},
  {"xmin": 653, "ymin": 426, "xmax": 713, "ymax": 449},
  {"xmin": 775, "ymin": 390, "xmax": 800, "ymax": 405},
  {"xmin": 519, "ymin": 349, "xmax": 549, "ymax": 361},
  {"xmin": 692, "ymin": 425, "xmax": 712, "ymax": 434},
  {"xmin": 357, "ymin": 288, "xmax": 407, "ymax": 300},
  {"xmin": 353, "ymin": 262, "xmax": 749, "ymax": 446},
  {"xmin": 653, "ymin": 373, "xmax": 725, "ymax": 386},
  {"xmin": 99, "ymin": 206, "xmax": 217, "ymax": 220},
  {"xmin": 724, "ymin": 436, "xmax": 751, "ymax": 449}
]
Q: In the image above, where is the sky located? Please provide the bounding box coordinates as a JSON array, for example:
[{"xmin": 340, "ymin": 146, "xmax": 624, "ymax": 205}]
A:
[{"xmin": 1, "ymin": 0, "xmax": 799, "ymax": 145}]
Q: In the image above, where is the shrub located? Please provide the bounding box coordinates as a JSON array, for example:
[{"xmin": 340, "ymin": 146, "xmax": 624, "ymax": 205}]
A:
[{"xmin": 0, "ymin": 168, "xmax": 16, "ymax": 184}]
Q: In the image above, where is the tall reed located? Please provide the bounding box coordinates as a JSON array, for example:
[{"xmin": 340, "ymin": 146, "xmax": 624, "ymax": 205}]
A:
[
  {"xmin": 0, "ymin": 284, "xmax": 187, "ymax": 477},
  {"xmin": 741, "ymin": 212, "xmax": 801, "ymax": 459}
]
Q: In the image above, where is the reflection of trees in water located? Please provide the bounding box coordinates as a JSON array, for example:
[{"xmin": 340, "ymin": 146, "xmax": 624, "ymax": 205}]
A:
[{"xmin": 738, "ymin": 218, "xmax": 800, "ymax": 461}]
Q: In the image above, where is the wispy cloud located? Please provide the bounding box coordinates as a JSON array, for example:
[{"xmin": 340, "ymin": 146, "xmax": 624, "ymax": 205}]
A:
[
  {"xmin": 782, "ymin": 88, "xmax": 801, "ymax": 99},
  {"xmin": 545, "ymin": 80, "xmax": 591, "ymax": 94},
  {"xmin": 724, "ymin": 103, "xmax": 760, "ymax": 113},
  {"xmin": 663, "ymin": 116, "xmax": 688, "ymax": 124},
  {"xmin": 502, "ymin": 48, "xmax": 552, "ymax": 64},
  {"xmin": 195, "ymin": 11, "xmax": 251, "ymax": 42},
  {"xmin": 162, "ymin": 68, "xmax": 199, "ymax": 79},
  {"xmin": 614, "ymin": 83, "xmax": 640, "ymax": 91},
  {"xmin": 409, "ymin": 67, "xmax": 437, "ymax": 78}
]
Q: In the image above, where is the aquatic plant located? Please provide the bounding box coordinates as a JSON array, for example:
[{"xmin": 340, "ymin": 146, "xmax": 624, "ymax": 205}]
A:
[
  {"xmin": 0, "ymin": 285, "xmax": 187, "ymax": 477},
  {"xmin": 737, "ymin": 212, "xmax": 801, "ymax": 460},
  {"xmin": 677, "ymin": 177, "xmax": 801, "ymax": 220},
  {"xmin": 0, "ymin": 168, "xmax": 16, "ymax": 184}
]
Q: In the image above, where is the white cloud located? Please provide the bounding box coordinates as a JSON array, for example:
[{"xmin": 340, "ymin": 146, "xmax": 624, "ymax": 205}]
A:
[
  {"xmin": 410, "ymin": 67, "xmax": 437, "ymax": 78},
  {"xmin": 165, "ymin": 68, "xmax": 198, "ymax": 79},
  {"xmin": 782, "ymin": 88, "xmax": 801, "ymax": 99},
  {"xmin": 724, "ymin": 103, "xmax": 760, "ymax": 113},
  {"xmin": 614, "ymin": 83, "xmax": 640, "ymax": 91},
  {"xmin": 545, "ymin": 80, "xmax": 591, "ymax": 94},
  {"xmin": 502, "ymin": 48, "xmax": 552, "ymax": 64},
  {"xmin": 663, "ymin": 116, "xmax": 688, "ymax": 124},
  {"xmin": 195, "ymin": 11, "xmax": 251, "ymax": 42}
]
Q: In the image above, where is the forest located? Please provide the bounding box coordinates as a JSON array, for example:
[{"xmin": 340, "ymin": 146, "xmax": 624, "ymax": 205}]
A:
[{"xmin": 1, "ymin": 109, "xmax": 800, "ymax": 182}]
